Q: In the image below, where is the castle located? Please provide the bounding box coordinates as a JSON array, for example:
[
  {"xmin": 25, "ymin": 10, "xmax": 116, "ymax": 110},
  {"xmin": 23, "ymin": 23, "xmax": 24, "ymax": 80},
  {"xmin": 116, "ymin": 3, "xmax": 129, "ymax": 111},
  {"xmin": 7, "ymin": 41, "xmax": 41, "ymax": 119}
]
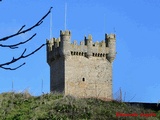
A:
[{"xmin": 46, "ymin": 30, "xmax": 116, "ymax": 100}]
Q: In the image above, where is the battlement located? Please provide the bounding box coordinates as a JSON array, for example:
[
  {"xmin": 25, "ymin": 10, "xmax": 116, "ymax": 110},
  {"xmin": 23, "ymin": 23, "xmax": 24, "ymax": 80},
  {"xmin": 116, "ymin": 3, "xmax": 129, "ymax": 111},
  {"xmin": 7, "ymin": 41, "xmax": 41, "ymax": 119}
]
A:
[
  {"xmin": 47, "ymin": 30, "xmax": 116, "ymax": 64},
  {"xmin": 107, "ymin": 34, "xmax": 115, "ymax": 39},
  {"xmin": 60, "ymin": 30, "xmax": 71, "ymax": 36},
  {"xmin": 87, "ymin": 34, "xmax": 92, "ymax": 40}
]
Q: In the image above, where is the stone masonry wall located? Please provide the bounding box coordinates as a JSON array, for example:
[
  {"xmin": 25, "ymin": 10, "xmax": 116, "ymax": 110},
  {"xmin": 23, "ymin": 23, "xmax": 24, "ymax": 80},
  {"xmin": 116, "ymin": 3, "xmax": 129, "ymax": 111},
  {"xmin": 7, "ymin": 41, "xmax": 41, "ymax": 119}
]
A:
[
  {"xmin": 50, "ymin": 57, "xmax": 64, "ymax": 92},
  {"xmin": 47, "ymin": 30, "xmax": 116, "ymax": 100},
  {"xmin": 65, "ymin": 56, "xmax": 112, "ymax": 99}
]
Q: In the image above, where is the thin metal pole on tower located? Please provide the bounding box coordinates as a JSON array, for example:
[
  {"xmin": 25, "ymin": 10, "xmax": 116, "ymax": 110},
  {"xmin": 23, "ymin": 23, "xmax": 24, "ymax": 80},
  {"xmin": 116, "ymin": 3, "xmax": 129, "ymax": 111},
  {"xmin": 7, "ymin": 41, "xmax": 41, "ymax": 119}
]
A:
[
  {"xmin": 64, "ymin": 2, "xmax": 67, "ymax": 30},
  {"xmin": 113, "ymin": 27, "xmax": 116, "ymax": 33},
  {"xmin": 50, "ymin": 9, "xmax": 52, "ymax": 39},
  {"xmin": 104, "ymin": 14, "xmax": 106, "ymax": 33}
]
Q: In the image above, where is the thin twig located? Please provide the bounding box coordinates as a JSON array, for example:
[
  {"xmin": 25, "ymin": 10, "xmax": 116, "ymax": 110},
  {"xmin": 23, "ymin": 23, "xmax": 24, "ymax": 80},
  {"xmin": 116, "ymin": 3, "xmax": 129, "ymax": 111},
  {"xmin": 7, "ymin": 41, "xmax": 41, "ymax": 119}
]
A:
[
  {"xmin": 128, "ymin": 94, "xmax": 136, "ymax": 102},
  {"xmin": 0, "ymin": 7, "xmax": 52, "ymax": 70},
  {"xmin": 1, "ymin": 63, "xmax": 25, "ymax": 70},
  {"xmin": 0, "ymin": 43, "xmax": 46, "ymax": 68},
  {"xmin": 0, "ymin": 33, "xmax": 36, "ymax": 49},
  {"xmin": 0, "ymin": 7, "xmax": 52, "ymax": 41},
  {"xmin": 17, "ymin": 25, "xmax": 26, "ymax": 33}
]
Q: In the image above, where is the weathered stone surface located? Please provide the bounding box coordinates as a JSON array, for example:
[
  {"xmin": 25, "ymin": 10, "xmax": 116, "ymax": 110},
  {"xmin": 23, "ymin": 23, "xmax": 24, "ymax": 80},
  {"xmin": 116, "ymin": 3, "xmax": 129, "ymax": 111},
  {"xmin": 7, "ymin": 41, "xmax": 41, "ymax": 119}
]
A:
[
  {"xmin": 47, "ymin": 30, "xmax": 116, "ymax": 100},
  {"xmin": 65, "ymin": 56, "xmax": 112, "ymax": 99}
]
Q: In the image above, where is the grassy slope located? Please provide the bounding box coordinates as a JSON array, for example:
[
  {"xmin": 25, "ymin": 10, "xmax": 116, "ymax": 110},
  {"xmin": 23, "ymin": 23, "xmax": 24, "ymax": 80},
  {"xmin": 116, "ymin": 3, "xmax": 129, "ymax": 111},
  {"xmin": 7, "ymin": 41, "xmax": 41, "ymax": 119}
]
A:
[{"xmin": 0, "ymin": 92, "xmax": 159, "ymax": 120}]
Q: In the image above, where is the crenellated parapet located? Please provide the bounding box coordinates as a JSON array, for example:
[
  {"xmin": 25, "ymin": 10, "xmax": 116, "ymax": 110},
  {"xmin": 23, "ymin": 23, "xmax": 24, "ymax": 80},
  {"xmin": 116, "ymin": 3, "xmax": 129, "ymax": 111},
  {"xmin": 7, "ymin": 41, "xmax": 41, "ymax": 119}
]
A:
[{"xmin": 47, "ymin": 30, "xmax": 116, "ymax": 65}]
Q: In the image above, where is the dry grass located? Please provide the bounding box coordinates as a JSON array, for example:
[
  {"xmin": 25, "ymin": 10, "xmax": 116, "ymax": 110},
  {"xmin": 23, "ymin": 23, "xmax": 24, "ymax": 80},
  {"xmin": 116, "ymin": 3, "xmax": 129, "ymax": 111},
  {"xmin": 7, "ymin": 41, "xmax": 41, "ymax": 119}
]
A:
[{"xmin": 0, "ymin": 92, "xmax": 159, "ymax": 120}]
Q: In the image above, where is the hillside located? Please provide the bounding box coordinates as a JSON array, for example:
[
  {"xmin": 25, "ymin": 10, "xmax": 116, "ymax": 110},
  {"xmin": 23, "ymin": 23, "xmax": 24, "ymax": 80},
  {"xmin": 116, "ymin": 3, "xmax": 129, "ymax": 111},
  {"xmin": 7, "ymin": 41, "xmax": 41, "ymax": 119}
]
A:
[{"xmin": 0, "ymin": 92, "xmax": 159, "ymax": 120}]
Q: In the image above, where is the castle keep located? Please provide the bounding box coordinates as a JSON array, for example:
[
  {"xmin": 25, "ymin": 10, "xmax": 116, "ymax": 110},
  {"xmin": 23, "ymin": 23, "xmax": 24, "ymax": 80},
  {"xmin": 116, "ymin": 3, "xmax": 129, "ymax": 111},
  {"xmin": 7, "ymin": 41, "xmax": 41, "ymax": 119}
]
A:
[{"xmin": 46, "ymin": 30, "xmax": 116, "ymax": 100}]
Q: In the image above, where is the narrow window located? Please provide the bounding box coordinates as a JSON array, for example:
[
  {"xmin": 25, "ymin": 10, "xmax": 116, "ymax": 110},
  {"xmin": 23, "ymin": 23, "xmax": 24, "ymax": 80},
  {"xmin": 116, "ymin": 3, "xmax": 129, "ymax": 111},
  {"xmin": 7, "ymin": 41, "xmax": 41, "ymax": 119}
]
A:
[
  {"xmin": 82, "ymin": 78, "xmax": 85, "ymax": 82},
  {"xmin": 84, "ymin": 52, "xmax": 87, "ymax": 57}
]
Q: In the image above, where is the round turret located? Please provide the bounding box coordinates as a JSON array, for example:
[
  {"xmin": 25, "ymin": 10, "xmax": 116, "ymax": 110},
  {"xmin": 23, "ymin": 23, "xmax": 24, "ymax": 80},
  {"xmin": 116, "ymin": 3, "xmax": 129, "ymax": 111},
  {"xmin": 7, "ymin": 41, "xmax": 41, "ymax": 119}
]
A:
[
  {"xmin": 60, "ymin": 30, "xmax": 71, "ymax": 58},
  {"xmin": 107, "ymin": 34, "xmax": 116, "ymax": 63}
]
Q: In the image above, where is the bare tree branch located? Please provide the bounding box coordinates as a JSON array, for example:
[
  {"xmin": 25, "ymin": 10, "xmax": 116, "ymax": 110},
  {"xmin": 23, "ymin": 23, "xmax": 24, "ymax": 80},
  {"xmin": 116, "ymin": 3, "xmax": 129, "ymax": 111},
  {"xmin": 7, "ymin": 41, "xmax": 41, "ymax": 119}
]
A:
[
  {"xmin": 0, "ymin": 6, "xmax": 52, "ymax": 70},
  {"xmin": 1, "ymin": 63, "xmax": 25, "ymax": 70},
  {"xmin": 0, "ymin": 7, "xmax": 52, "ymax": 41},
  {"xmin": 23, "ymin": 43, "xmax": 47, "ymax": 58},
  {"xmin": 0, "ymin": 33, "xmax": 36, "ymax": 49},
  {"xmin": 0, "ymin": 43, "xmax": 47, "ymax": 70},
  {"xmin": 17, "ymin": 25, "xmax": 26, "ymax": 33}
]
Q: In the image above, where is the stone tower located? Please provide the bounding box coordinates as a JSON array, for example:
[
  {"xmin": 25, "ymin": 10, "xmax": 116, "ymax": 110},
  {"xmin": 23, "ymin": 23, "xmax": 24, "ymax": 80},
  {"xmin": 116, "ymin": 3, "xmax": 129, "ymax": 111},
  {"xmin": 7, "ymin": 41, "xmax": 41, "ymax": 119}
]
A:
[{"xmin": 46, "ymin": 30, "xmax": 116, "ymax": 100}]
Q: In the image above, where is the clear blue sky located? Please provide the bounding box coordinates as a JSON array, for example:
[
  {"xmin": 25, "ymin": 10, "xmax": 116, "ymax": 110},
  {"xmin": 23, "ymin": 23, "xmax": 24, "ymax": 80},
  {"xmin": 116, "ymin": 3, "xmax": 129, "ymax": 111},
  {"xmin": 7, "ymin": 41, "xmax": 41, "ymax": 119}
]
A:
[{"xmin": 0, "ymin": 0, "xmax": 160, "ymax": 103}]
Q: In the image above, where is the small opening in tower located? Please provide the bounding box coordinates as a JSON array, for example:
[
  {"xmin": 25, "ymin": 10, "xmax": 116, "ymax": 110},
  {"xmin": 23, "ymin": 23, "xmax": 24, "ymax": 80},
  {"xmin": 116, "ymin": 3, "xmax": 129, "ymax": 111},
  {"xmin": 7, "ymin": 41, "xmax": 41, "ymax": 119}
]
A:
[
  {"xmin": 82, "ymin": 78, "xmax": 85, "ymax": 82},
  {"xmin": 84, "ymin": 52, "xmax": 87, "ymax": 57}
]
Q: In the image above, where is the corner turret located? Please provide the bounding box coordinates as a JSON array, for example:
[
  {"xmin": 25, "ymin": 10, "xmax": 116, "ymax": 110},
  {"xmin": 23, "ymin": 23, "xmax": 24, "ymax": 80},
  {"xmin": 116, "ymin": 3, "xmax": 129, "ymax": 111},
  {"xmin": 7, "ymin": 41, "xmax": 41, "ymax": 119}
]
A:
[
  {"xmin": 60, "ymin": 30, "xmax": 71, "ymax": 58},
  {"xmin": 106, "ymin": 34, "xmax": 116, "ymax": 63}
]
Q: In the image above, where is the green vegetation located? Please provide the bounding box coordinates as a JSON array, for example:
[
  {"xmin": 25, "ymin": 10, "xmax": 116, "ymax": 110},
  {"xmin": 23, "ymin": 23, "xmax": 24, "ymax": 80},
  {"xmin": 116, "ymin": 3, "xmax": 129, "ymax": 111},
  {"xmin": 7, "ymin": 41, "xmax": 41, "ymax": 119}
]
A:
[{"xmin": 0, "ymin": 92, "xmax": 159, "ymax": 120}]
